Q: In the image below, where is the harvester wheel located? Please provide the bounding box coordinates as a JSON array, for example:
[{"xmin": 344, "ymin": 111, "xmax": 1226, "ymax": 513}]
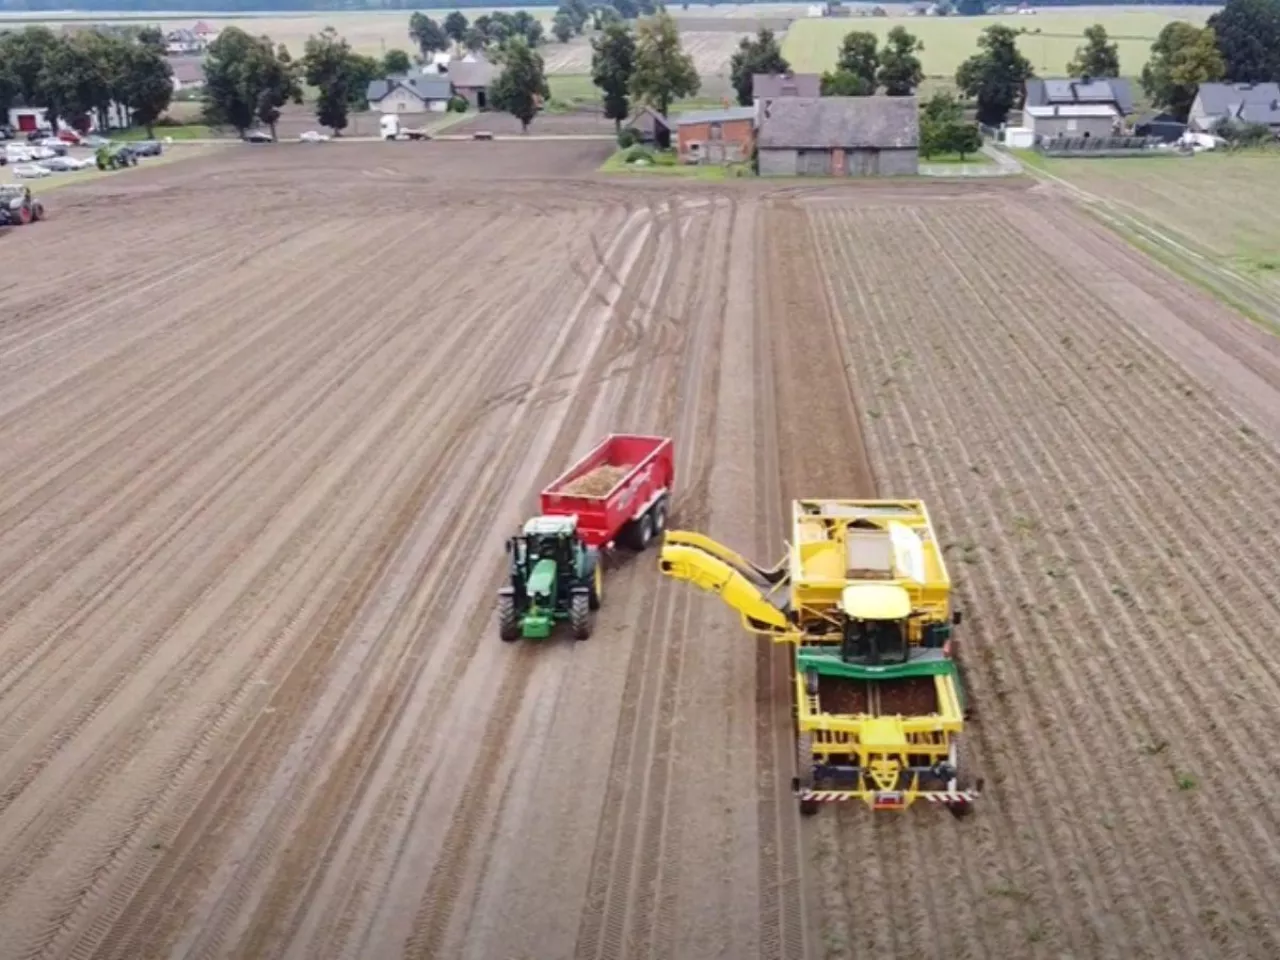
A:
[
  {"xmin": 498, "ymin": 593, "xmax": 520, "ymax": 643},
  {"xmin": 946, "ymin": 735, "xmax": 977, "ymax": 819},
  {"xmin": 796, "ymin": 732, "xmax": 819, "ymax": 817},
  {"xmin": 588, "ymin": 564, "xmax": 603, "ymax": 611},
  {"xmin": 570, "ymin": 591, "xmax": 591, "ymax": 640}
]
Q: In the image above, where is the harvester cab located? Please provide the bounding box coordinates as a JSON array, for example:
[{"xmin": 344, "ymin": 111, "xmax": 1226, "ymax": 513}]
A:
[{"xmin": 498, "ymin": 515, "xmax": 602, "ymax": 643}]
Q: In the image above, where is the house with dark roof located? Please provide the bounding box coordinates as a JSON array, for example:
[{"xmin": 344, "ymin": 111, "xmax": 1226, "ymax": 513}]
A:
[
  {"xmin": 444, "ymin": 55, "xmax": 495, "ymax": 110},
  {"xmin": 367, "ymin": 74, "xmax": 454, "ymax": 114},
  {"xmin": 167, "ymin": 57, "xmax": 206, "ymax": 93},
  {"xmin": 625, "ymin": 106, "xmax": 673, "ymax": 147},
  {"xmin": 1024, "ymin": 77, "xmax": 1134, "ymax": 117},
  {"xmin": 1188, "ymin": 82, "xmax": 1280, "ymax": 133},
  {"xmin": 757, "ymin": 96, "xmax": 918, "ymax": 176},
  {"xmin": 675, "ymin": 106, "xmax": 756, "ymax": 164}
]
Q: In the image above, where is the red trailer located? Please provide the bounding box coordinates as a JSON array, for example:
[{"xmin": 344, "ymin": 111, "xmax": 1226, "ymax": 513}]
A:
[{"xmin": 540, "ymin": 434, "xmax": 675, "ymax": 550}]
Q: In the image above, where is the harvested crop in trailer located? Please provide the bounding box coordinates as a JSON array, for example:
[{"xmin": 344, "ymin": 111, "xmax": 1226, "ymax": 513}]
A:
[{"xmin": 562, "ymin": 465, "xmax": 630, "ymax": 497}]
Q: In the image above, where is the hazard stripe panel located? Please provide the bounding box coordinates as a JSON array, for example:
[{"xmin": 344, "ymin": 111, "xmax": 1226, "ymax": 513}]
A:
[{"xmin": 797, "ymin": 790, "xmax": 980, "ymax": 803}]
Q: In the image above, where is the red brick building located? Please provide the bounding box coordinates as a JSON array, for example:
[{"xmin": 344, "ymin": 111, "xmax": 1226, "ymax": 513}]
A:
[{"xmin": 675, "ymin": 107, "xmax": 757, "ymax": 165}]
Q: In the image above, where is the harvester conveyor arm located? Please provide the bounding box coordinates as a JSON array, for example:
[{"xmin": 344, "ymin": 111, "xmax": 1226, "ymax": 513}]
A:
[
  {"xmin": 660, "ymin": 530, "xmax": 789, "ymax": 587},
  {"xmin": 658, "ymin": 534, "xmax": 793, "ymax": 638}
]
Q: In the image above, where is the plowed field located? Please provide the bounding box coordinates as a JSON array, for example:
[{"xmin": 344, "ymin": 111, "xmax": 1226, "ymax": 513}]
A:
[{"xmin": 1, "ymin": 144, "xmax": 1279, "ymax": 960}]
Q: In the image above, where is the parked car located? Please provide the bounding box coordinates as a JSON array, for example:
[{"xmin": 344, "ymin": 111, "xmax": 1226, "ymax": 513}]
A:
[
  {"xmin": 130, "ymin": 140, "xmax": 163, "ymax": 157},
  {"xmin": 0, "ymin": 125, "xmax": 13, "ymax": 141},
  {"xmin": 11, "ymin": 163, "xmax": 52, "ymax": 179},
  {"xmin": 57, "ymin": 129, "xmax": 82, "ymax": 144},
  {"xmin": 5, "ymin": 144, "xmax": 36, "ymax": 163},
  {"xmin": 42, "ymin": 155, "xmax": 93, "ymax": 172},
  {"xmin": 299, "ymin": 130, "xmax": 330, "ymax": 143},
  {"xmin": 0, "ymin": 183, "xmax": 45, "ymax": 225},
  {"xmin": 81, "ymin": 135, "xmax": 111, "ymax": 149},
  {"xmin": 25, "ymin": 128, "xmax": 53, "ymax": 143},
  {"xmin": 243, "ymin": 130, "xmax": 275, "ymax": 143},
  {"xmin": 37, "ymin": 138, "xmax": 68, "ymax": 155}
]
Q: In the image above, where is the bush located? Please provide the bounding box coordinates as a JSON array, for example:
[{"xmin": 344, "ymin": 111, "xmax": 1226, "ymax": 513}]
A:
[
  {"xmin": 622, "ymin": 144, "xmax": 655, "ymax": 164},
  {"xmin": 447, "ymin": 96, "xmax": 468, "ymax": 113},
  {"xmin": 617, "ymin": 126, "xmax": 642, "ymax": 148}
]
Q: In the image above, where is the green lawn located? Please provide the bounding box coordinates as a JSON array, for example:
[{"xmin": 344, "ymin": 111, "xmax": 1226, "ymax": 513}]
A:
[
  {"xmin": 113, "ymin": 125, "xmax": 214, "ymax": 141},
  {"xmin": 782, "ymin": 9, "xmax": 1211, "ymax": 78},
  {"xmin": 600, "ymin": 147, "xmax": 750, "ymax": 179},
  {"xmin": 548, "ymin": 73, "xmax": 735, "ymax": 114}
]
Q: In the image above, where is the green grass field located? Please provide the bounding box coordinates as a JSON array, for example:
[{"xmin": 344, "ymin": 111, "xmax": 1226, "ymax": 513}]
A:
[
  {"xmin": 782, "ymin": 8, "xmax": 1212, "ymax": 79},
  {"xmin": 1032, "ymin": 151, "xmax": 1280, "ymax": 280}
]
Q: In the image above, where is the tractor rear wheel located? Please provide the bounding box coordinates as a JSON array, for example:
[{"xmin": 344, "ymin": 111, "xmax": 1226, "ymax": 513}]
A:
[
  {"xmin": 570, "ymin": 592, "xmax": 591, "ymax": 640},
  {"xmin": 31, "ymin": 203, "xmax": 43, "ymax": 222},
  {"xmin": 498, "ymin": 594, "xmax": 520, "ymax": 643}
]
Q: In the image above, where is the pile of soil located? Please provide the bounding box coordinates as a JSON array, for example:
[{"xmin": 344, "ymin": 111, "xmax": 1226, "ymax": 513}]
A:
[{"xmin": 561, "ymin": 464, "xmax": 630, "ymax": 497}]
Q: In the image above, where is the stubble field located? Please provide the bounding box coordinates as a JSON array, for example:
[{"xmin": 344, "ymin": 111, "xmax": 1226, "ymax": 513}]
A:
[{"xmin": 0, "ymin": 142, "xmax": 1279, "ymax": 960}]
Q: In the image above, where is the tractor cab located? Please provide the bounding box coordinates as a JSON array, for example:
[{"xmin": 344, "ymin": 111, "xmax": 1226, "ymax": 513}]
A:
[
  {"xmin": 498, "ymin": 514, "xmax": 601, "ymax": 642},
  {"xmin": 509, "ymin": 515, "xmax": 583, "ymax": 600}
]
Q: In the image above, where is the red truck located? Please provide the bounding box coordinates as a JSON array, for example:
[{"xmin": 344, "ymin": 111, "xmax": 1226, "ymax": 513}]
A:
[{"xmin": 499, "ymin": 434, "xmax": 675, "ymax": 642}]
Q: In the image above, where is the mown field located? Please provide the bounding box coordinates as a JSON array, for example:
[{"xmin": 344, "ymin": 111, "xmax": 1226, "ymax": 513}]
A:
[
  {"xmin": 782, "ymin": 6, "xmax": 1213, "ymax": 77},
  {"xmin": 1023, "ymin": 151, "xmax": 1280, "ymax": 309}
]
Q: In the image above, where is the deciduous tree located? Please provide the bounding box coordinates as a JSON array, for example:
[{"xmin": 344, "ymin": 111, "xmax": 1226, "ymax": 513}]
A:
[
  {"xmin": 123, "ymin": 45, "xmax": 174, "ymax": 137},
  {"xmin": 955, "ymin": 24, "xmax": 1034, "ymax": 126},
  {"xmin": 553, "ymin": 13, "xmax": 575, "ymax": 43},
  {"xmin": 444, "ymin": 11, "xmax": 470, "ymax": 47},
  {"xmin": 592, "ymin": 21, "xmax": 636, "ymax": 130},
  {"xmin": 382, "ymin": 48, "xmax": 412, "ymax": 74},
  {"xmin": 1141, "ymin": 22, "xmax": 1225, "ymax": 121},
  {"xmin": 835, "ymin": 30, "xmax": 879, "ymax": 89},
  {"xmin": 1067, "ymin": 24, "xmax": 1120, "ymax": 77},
  {"xmin": 820, "ymin": 69, "xmax": 872, "ymax": 96},
  {"xmin": 728, "ymin": 28, "xmax": 789, "ymax": 106},
  {"xmin": 1207, "ymin": 0, "xmax": 1280, "ymax": 84},
  {"xmin": 409, "ymin": 13, "xmax": 449, "ymax": 57},
  {"xmin": 877, "ymin": 25, "xmax": 924, "ymax": 95},
  {"xmin": 303, "ymin": 27, "xmax": 360, "ymax": 133},
  {"xmin": 629, "ymin": 12, "xmax": 699, "ymax": 117},
  {"xmin": 489, "ymin": 36, "xmax": 550, "ymax": 132}
]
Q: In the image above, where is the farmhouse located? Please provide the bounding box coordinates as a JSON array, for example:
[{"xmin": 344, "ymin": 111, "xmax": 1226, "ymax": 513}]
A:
[
  {"xmin": 1188, "ymin": 82, "xmax": 1280, "ymax": 134},
  {"xmin": 757, "ymin": 96, "xmax": 919, "ymax": 176},
  {"xmin": 1022, "ymin": 104, "xmax": 1121, "ymax": 139},
  {"xmin": 675, "ymin": 106, "xmax": 756, "ymax": 165},
  {"xmin": 1024, "ymin": 77, "xmax": 1134, "ymax": 118},
  {"xmin": 367, "ymin": 75, "xmax": 454, "ymax": 114},
  {"xmin": 168, "ymin": 57, "xmax": 206, "ymax": 93},
  {"xmin": 444, "ymin": 55, "xmax": 495, "ymax": 110}
]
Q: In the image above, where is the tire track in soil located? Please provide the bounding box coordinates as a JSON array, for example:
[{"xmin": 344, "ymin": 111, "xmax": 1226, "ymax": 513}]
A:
[
  {"xmin": 759, "ymin": 199, "xmax": 877, "ymax": 960},
  {"xmin": 138, "ymin": 207, "xmax": 641, "ymax": 960},
  {"xmin": 79, "ymin": 213, "xmax": 587, "ymax": 960},
  {"xmin": 0, "ymin": 217, "xmax": 540, "ymax": 960},
  {"xmin": 564, "ymin": 196, "xmax": 739, "ymax": 960},
  {"xmin": 389, "ymin": 205, "xmax": 665, "ymax": 960}
]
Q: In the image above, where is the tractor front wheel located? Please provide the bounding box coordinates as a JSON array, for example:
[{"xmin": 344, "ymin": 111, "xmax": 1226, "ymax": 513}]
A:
[
  {"xmin": 498, "ymin": 594, "xmax": 520, "ymax": 643},
  {"xmin": 588, "ymin": 564, "xmax": 602, "ymax": 611},
  {"xmin": 570, "ymin": 592, "xmax": 591, "ymax": 640}
]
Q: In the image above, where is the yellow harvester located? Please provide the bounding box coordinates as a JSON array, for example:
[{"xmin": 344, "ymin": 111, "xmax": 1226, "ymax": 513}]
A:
[{"xmin": 659, "ymin": 499, "xmax": 981, "ymax": 815}]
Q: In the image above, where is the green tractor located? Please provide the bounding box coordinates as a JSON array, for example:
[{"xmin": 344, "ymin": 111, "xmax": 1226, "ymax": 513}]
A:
[
  {"xmin": 95, "ymin": 144, "xmax": 138, "ymax": 170},
  {"xmin": 498, "ymin": 515, "xmax": 603, "ymax": 642}
]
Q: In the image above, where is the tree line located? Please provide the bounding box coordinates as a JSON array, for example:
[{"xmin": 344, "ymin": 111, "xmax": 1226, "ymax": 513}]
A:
[{"xmin": 0, "ymin": 26, "xmax": 173, "ymax": 135}]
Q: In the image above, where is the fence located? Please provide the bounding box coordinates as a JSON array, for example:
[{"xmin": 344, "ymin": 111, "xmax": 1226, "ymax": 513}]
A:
[{"xmin": 1036, "ymin": 135, "xmax": 1169, "ymax": 157}]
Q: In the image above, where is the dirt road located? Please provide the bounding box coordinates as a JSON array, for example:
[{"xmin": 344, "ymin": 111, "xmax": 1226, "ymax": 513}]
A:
[{"xmin": 2, "ymin": 143, "xmax": 1279, "ymax": 960}]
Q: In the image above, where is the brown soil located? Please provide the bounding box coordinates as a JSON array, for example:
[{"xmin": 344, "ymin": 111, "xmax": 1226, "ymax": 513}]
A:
[
  {"xmin": 560, "ymin": 464, "xmax": 630, "ymax": 497},
  {"xmin": 818, "ymin": 676, "xmax": 939, "ymax": 717},
  {"xmin": 1, "ymin": 144, "xmax": 1279, "ymax": 960}
]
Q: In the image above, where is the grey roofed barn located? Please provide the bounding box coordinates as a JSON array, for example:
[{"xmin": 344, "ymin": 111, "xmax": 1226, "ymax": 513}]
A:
[{"xmin": 757, "ymin": 96, "xmax": 919, "ymax": 149}]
